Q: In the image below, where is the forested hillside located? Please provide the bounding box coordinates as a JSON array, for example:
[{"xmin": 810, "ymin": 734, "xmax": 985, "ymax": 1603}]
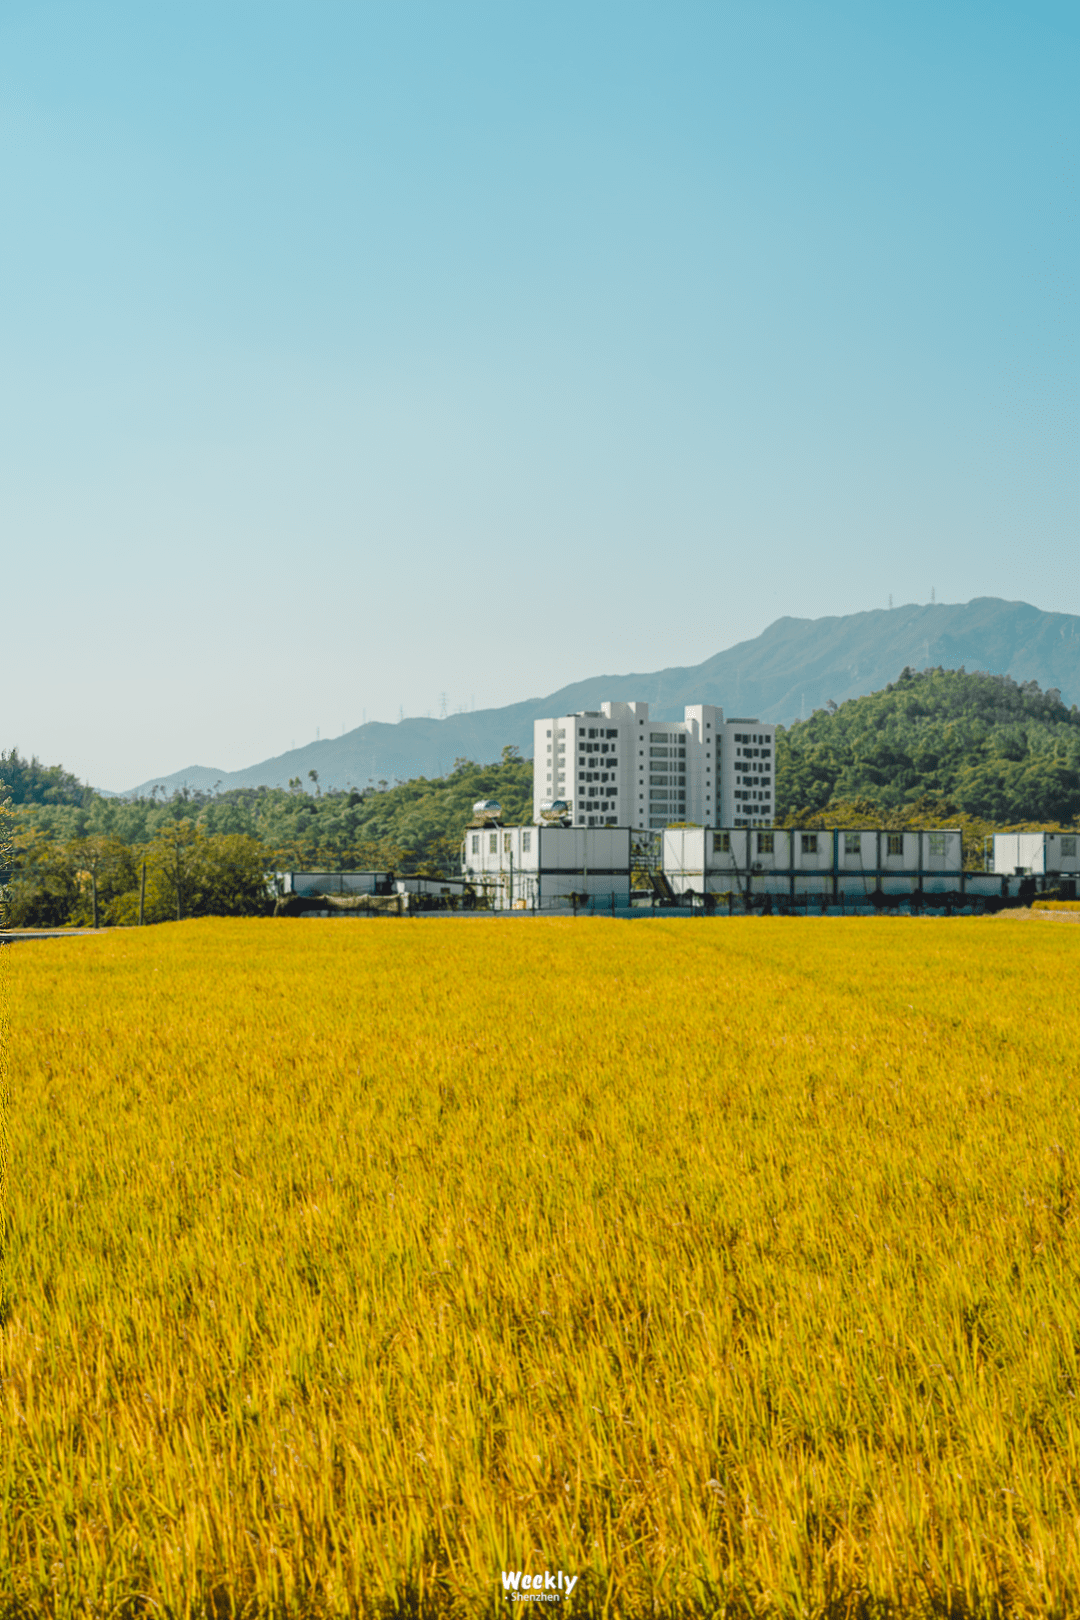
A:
[{"xmin": 775, "ymin": 668, "xmax": 1080, "ymax": 824}]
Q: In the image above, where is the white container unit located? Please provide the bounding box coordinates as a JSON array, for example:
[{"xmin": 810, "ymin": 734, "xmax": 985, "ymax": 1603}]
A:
[
  {"xmin": 993, "ymin": 832, "xmax": 1080, "ymax": 878},
  {"xmin": 662, "ymin": 827, "xmax": 964, "ymax": 900},
  {"xmin": 463, "ymin": 825, "xmax": 632, "ymax": 910}
]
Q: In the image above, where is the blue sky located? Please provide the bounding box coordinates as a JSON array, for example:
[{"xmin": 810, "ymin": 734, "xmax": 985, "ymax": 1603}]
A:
[{"xmin": 3, "ymin": 1, "xmax": 1076, "ymax": 788}]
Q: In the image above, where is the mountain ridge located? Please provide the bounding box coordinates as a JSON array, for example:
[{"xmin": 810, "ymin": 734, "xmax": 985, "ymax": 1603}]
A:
[{"xmin": 117, "ymin": 597, "xmax": 1080, "ymax": 796}]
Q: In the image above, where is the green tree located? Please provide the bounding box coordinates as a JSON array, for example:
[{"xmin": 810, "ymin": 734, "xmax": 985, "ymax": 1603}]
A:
[
  {"xmin": 0, "ymin": 748, "xmax": 91, "ymax": 808},
  {"xmin": 3, "ymin": 831, "xmax": 80, "ymax": 928},
  {"xmin": 152, "ymin": 822, "xmax": 201, "ymax": 922},
  {"xmin": 198, "ymin": 834, "xmax": 273, "ymax": 916},
  {"xmin": 69, "ymin": 836, "xmax": 137, "ymax": 928}
]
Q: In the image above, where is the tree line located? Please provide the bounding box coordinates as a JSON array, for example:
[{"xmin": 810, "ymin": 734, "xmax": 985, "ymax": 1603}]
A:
[{"xmin": 0, "ymin": 748, "xmax": 532, "ymax": 928}]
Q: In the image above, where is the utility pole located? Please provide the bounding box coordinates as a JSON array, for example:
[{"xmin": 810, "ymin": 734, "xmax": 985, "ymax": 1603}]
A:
[{"xmin": 139, "ymin": 861, "xmax": 146, "ymax": 926}]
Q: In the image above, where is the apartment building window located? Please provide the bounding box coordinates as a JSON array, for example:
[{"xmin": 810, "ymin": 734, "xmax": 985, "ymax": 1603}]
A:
[
  {"xmin": 802, "ymin": 834, "xmax": 818, "ymax": 855},
  {"xmin": 844, "ymin": 833, "xmax": 862, "ymax": 856},
  {"xmin": 757, "ymin": 833, "xmax": 774, "ymax": 855},
  {"xmin": 887, "ymin": 834, "xmax": 903, "ymax": 857},
  {"xmin": 928, "ymin": 833, "xmax": 947, "ymax": 857}
]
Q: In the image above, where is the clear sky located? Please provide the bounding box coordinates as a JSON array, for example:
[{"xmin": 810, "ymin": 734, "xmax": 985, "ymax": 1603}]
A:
[{"xmin": 3, "ymin": 0, "xmax": 1076, "ymax": 789}]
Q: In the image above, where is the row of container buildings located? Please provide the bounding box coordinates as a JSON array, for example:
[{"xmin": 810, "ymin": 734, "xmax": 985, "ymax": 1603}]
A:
[
  {"xmin": 280, "ymin": 828, "xmax": 1077, "ymax": 914},
  {"xmin": 459, "ymin": 825, "xmax": 1079, "ymax": 909}
]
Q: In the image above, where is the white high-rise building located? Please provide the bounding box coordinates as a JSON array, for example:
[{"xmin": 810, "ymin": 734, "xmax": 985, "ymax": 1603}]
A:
[{"xmin": 532, "ymin": 701, "xmax": 776, "ymax": 829}]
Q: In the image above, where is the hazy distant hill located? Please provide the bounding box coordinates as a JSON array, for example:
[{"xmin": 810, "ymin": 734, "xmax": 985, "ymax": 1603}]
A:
[{"xmin": 121, "ymin": 597, "xmax": 1080, "ymax": 795}]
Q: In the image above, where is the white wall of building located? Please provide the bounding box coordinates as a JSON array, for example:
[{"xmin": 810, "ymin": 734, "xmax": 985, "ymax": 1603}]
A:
[
  {"xmin": 462, "ymin": 825, "xmax": 632, "ymax": 909},
  {"xmin": 663, "ymin": 826, "xmax": 964, "ymax": 897},
  {"xmin": 533, "ymin": 700, "xmax": 775, "ymax": 830},
  {"xmin": 533, "ymin": 702, "xmax": 643, "ymax": 829},
  {"xmin": 993, "ymin": 832, "xmax": 1080, "ymax": 875},
  {"xmin": 716, "ymin": 721, "xmax": 776, "ymax": 827}
]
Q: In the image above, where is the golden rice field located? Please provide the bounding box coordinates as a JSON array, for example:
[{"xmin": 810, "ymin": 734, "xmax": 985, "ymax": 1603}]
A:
[{"xmin": 3, "ymin": 916, "xmax": 1080, "ymax": 1619}]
